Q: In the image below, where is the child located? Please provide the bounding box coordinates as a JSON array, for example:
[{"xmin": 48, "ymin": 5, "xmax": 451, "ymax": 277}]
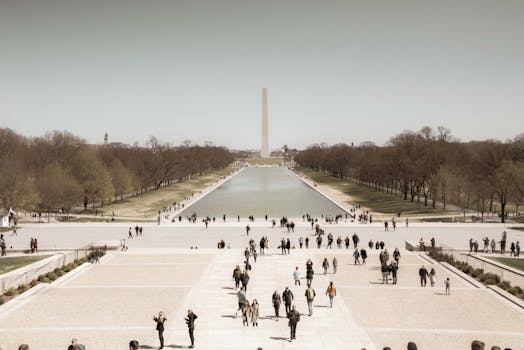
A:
[{"xmin": 445, "ymin": 278, "xmax": 451, "ymax": 295}]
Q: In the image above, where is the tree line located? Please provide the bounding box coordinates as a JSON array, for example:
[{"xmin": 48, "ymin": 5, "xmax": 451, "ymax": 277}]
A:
[
  {"xmin": 0, "ymin": 128, "xmax": 234, "ymax": 217},
  {"xmin": 294, "ymin": 127, "xmax": 524, "ymax": 223}
]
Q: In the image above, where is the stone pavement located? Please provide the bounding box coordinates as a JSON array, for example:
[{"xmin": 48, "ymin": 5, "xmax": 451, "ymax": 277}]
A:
[{"xmin": 1, "ymin": 245, "xmax": 524, "ymax": 349}]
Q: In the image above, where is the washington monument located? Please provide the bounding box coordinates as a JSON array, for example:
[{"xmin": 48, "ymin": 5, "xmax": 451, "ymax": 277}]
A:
[{"xmin": 260, "ymin": 85, "xmax": 269, "ymax": 157}]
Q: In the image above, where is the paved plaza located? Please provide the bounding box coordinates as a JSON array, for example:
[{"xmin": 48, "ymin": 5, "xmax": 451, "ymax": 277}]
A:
[{"xmin": 1, "ymin": 223, "xmax": 524, "ymax": 349}]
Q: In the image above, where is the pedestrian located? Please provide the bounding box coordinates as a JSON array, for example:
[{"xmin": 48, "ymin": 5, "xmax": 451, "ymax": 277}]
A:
[
  {"xmin": 153, "ymin": 311, "xmax": 166, "ymax": 349},
  {"xmin": 234, "ymin": 290, "xmax": 247, "ymax": 318},
  {"xmin": 490, "ymin": 238, "xmax": 496, "ymax": 253},
  {"xmin": 345, "ymin": 236, "xmax": 350, "ymax": 249},
  {"xmin": 293, "ymin": 266, "xmax": 301, "ymax": 286},
  {"xmin": 325, "ymin": 281, "xmax": 337, "ymax": 307},
  {"xmin": 11, "ymin": 226, "xmax": 17, "ymax": 236},
  {"xmin": 352, "ymin": 233, "xmax": 359, "ymax": 249},
  {"xmin": 246, "ymin": 225, "xmax": 250, "ymax": 235},
  {"xmin": 281, "ymin": 238, "xmax": 286, "ymax": 255},
  {"xmin": 185, "ymin": 309, "xmax": 197, "ymax": 348},
  {"xmin": 393, "ymin": 248, "xmax": 401, "ymax": 265},
  {"xmin": 353, "ymin": 249, "xmax": 360, "ymax": 264},
  {"xmin": 445, "ymin": 277, "xmax": 451, "ymax": 295},
  {"xmin": 332, "ymin": 256, "xmax": 338, "ymax": 273},
  {"xmin": 390, "ymin": 261, "xmax": 398, "ymax": 284},
  {"xmin": 240, "ymin": 270, "xmax": 250, "ymax": 292},
  {"xmin": 242, "ymin": 300, "xmax": 251, "ymax": 326},
  {"xmin": 305, "ymin": 236, "xmax": 309, "ymax": 248},
  {"xmin": 516, "ymin": 241, "xmax": 520, "ymax": 257},
  {"xmin": 316, "ymin": 235, "xmax": 322, "ymax": 248},
  {"xmin": 419, "ymin": 265, "xmax": 429, "ymax": 287},
  {"xmin": 299, "ymin": 237, "xmax": 303, "ymax": 248},
  {"xmin": 304, "ymin": 286, "xmax": 316, "ymax": 316},
  {"xmin": 128, "ymin": 228, "xmax": 133, "ymax": 239},
  {"xmin": 306, "ymin": 266, "xmax": 314, "ymax": 287},
  {"xmin": 470, "ymin": 340, "xmax": 485, "ymax": 350},
  {"xmin": 407, "ymin": 342, "xmax": 418, "ymax": 350},
  {"xmin": 360, "ymin": 248, "xmax": 367, "ymax": 264},
  {"xmin": 0, "ymin": 238, "xmax": 6, "ymax": 256},
  {"xmin": 286, "ymin": 238, "xmax": 291, "ymax": 254},
  {"xmin": 283, "ymin": 287, "xmax": 294, "ymax": 314},
  {"xmin": 250, "ymin": 299, "xmax": 259, "ymax": 326},
  {"xmin": 429, "ymin": 268, "xmax": 436, "ymax": 287},
  {"xmin": 67, "ymin": 338, "xmax": 86, "ymax": 350},
  {"xmin": 322, "ymin": 258, "xmax": 329, "ymax": 274},
  {"xmin": 272, "ymin": 290, "xmax": 281, "ymax": 320},
  {"xmin": 381, "ymin": 263, "xmax": 389, "ymax": 284},
  {"xmin": 287, "ymin": 305, "xmax": 300, "ymax": 341},
  {"xmin": 33, "ymin": 238, "xmax": 38, "ymax": 253},
  {"xmin": 129, "ymin": 340, "xmax": 139, "ymax": 350},
  {"xmin": 232, "ymin": 265, "xmax": 241, "ymax": 290}
]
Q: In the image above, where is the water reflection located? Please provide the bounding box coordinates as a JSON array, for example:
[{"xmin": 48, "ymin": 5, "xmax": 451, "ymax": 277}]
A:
[{"xmin": 179, "ymin": 167, "xmax": 347, "ymax": 218}]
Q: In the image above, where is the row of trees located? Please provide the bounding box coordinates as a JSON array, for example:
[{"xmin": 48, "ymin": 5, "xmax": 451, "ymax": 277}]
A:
[
  {"xmin": 0, "ymin": 129, "xmax": 234, "ymax": 217},
  {"xmin": 294, "ymin": 127, "xmax": 524, "ymax": 222}
]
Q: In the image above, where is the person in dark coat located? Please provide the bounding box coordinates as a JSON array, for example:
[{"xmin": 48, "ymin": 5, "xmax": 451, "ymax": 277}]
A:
[
  {"xmin": 232, "ymin": 265, "xmax": 241, "ymax": 290},
  {"xmin": 360, "ymin": 248, "xmax": 367, "ymax": 264},
  {"xmin": 185, "ymin": 309, "xmax": 197, "ymax": 348},
  {"xmin": 282, "ymin": 287, "xmax": 294, "ymax": 314},
  {"xmin": 287, "ymin": 305, "xmax": 301, "ymax": 341},
  {"xmin": 306, "ymin": 267, "xmax": 314, "ymax": 287},
  {"xmin": 419, "ymin": 265, "xmax": 429, "ymax": 287},
  {"xmin": 240, "ymin": 270, "xmax": 250, "ymax": 292},
  {"xmin": 153, "ymin": 311, "xmax": 166, "ymax": 349},
  {"xmin": 272, "ymin": 290, "xmax": 282, "ymax": 320}
]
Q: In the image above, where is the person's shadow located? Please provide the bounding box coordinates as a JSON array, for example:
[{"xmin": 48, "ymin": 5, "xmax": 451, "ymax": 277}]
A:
[{"xmin": 139, "ymin": 345, "xmax": 185, "ymax": 349}]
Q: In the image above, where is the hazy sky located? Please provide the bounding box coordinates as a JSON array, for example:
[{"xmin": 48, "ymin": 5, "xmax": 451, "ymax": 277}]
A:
[{"xmin": 1, "ymin": 0, "xmax": 523, "ymax": 150}]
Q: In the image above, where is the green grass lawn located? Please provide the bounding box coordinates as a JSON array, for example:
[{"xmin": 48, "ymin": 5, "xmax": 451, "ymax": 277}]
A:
[
  {"xmin": 66, "ymin": 217, "xmax": 154, "ymax": 223},
  {"xmin": 0, "ymin": 255, "xmax": 50, "ymax": 275},
  {"xmin": 99, "ymin": 166, "xmax": 235, "ymax": 218},
  {"xmin": 511, "ymin": 216, "xmax": 524, "ymax": 223},
  {"xmin": 491, "ymin": 257, "xmax": 524, "ymax": 272},
  {"xmin": 510, "ymin": 227, "xmax": 524, "ymax": 232},
  {"xmin": 297, "ymin": 167, "xmax": 456, "ymax": 215}
]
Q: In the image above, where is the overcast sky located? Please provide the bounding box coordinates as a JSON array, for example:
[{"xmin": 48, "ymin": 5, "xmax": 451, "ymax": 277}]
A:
[{"xmin": 1, "ymin": 0, "xmax": 523, "ymax": 150}]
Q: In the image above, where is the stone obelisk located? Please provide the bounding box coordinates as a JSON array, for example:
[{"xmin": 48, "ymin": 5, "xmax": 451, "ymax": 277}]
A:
[{"xmin": 260, "ymin": 85, "xmax": 269, "ymax": 157}]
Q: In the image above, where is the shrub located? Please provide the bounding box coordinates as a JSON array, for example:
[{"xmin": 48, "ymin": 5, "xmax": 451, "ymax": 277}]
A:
[
  {"xmin": 482, "ymin": 273, "xmax": 501, "ymax": 285},
  {"xmin": 4, "ymin": 288, "xmax": 16, "ymax": 296},
  {"xmin": 47, "ymin": 272, "xmax": 58, "ymax": 281},
  {"xmin": 29, "ymin": 279, "xmax": 38, "ymax": 288},
  {"xmin": 498, "ymin": 280, "xmax": 511, "ymax": 290},
  {"xmin": 472, "ymin": 268, "xmax": 484, "ymax": 278},
  {"xmin": 63, "ymin": 265, "xmax": 71, "ymax": 272},
  {"xmin": 0, "ymin": 296, "xmax": 4, "ymax": 305},
  {"xmin": 54, "ymin": 268, "xmax": 64, "ymax": 277},
  {"xmin": 17, "ymin": 284, "xmax": 28, "ymax": 293}
]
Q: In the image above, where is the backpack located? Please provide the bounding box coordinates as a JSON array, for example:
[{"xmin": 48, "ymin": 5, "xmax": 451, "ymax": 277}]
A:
[{"xmin": 306, "ymin": 288, "xmax": 315, "ymax": 300}]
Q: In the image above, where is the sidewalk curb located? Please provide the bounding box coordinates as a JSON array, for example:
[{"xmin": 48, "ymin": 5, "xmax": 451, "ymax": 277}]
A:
[{"xmin": 486, "ymin": 285, "xmax": 524, "ymax": 310}]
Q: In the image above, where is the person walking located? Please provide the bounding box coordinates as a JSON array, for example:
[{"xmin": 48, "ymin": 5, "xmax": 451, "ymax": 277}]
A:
[
  {"xmin": 286, "ymin": 238, "xmax": 291, "ymax": 255},
  {"xmin": 306, "ymin": 266, "xmax": 314, "ymax": 287},
  {"xmin": 293, "ymin": 266, "xmax": 301, "ymax": 286},
  {"xmin": 128, "ymin": 228, "xmax": 133, "ymax": 239},
  {"xmin": 240, "ymin": 270, "xmax": 250, "ymax": 292},
  {"xmin": 250, "ymin": 299, "xmax": 259, "ymax": 326},
  {"xmin": 185, "ymin": 309, "xmax": 197, "ymax": 348},
  {"xmin": 0, "ymin": 238, "xmax": 6, "ymax": 256},
  {"xmin": 445, "ymin": 278, "xmax": 451, "ymax": 295},
  {"xmin": 232, "ymin": 265, "xmax": 241, "ymax": 290},
  {"xmin": 429, "ymin": 267, "xmax": 436, "ymax": 287},
  {"xmin": 381, "ymin": 263, "xmax": 389, "ymax": 284},
  {"xmin": 419, "ymin": 265, "xmax": 429, "ymax": 287},
  {"xmin": 390, "ymin": 261, "xmax": 398, "ymax": 284},
  {"xmin": 360, "ymin": 248, "xmax": 367, "ymax": 264},
  {"xmin": 305, "ymin": 286, "xmax": 316, "ymax": 316},
  {"xmin": 287, "ymin": 305, "xmax": 300, "ymax": 341},
  {"xmin": 305, "ymin": 236, "xmax": 309, "ymax": 248},
  {"xmin": 242, "ymin": 300, "xmax": 252, "ymax": 326},
  {"xmin": 353, "ymin": 249, "xmax": 360, "ymax": 264},
  {"xmin": 322, "ymin": 258, "xmax": 329, "ymax": 274},
  {"xmin": 153, "ymin": 311, "xmax": 166, "ymax": 349},
  {"xmin": 272, "ymin": 290, "xmax": 282, "ymax": 321},
  {"xmin": 332, "ymin": 256, "xmax": 338, "ymax": 274},
  {"xmin": 325, "ymin": 281, "xmax": 337, "ymax": 307},
  {"xmin": 490, "ymin": 238, "xmax": 496, "ymax": 253},
  {"xmin": 282, "ymin": 287, "xmax": 294, "ymax": 314},
  {"xmin": 234, "ymin": 290, "xmax": 247, "ymax": 318},
  {"xmin": 299, "ymin": 237, "xmax": 303, "ymax": 248},
  {"xmin": 281, "ymin": 238, "xmax": 286, "ymax": 255}
]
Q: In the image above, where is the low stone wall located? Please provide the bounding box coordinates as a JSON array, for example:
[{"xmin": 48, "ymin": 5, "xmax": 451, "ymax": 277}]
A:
[{"xmin": 0, "ymin": 249, "xmax": 90, "ymax": 293}]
